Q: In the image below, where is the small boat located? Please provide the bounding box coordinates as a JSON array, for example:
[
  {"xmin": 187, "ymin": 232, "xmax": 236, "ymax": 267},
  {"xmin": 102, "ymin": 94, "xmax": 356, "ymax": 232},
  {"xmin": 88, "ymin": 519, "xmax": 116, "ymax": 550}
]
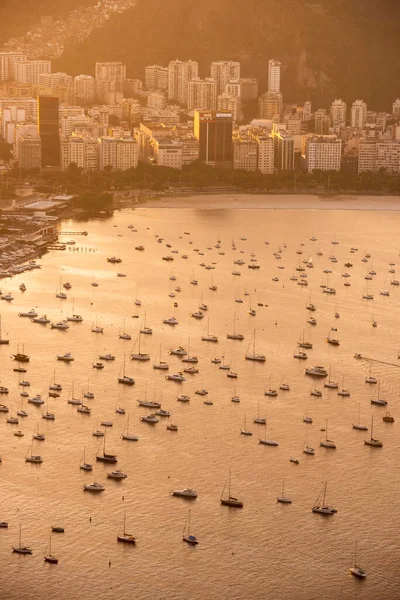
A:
[
  {"xmin": 240, "ymin": 415, "xmax": 252, "ymax": 436},
  {"xmin": 51, "ymin": 321, "xmax": 70, "ymax": 330},
  {"xmin": 259, "ymin": 422, "xmax": 278, "ymax": 446},
  {"xmin": 96, "ymin": 430, "xmax": 117, "ymax": 463},
  {"xmin": 370, "ymin": 381, "xmax": 387, "ymax": 406},
  {"xmin": 140, "ymin": 413, "xmax": 159, "ymax": 423},
  {"xmin": 117, "ymin": 512, "xmax": 136, "ymax": 544},
  {"xmin": 51, "ymin": 527, "xmax": 64, "ymax": 533},
  {"xmin": 172, "ymin": 488, "xmax": 198, "ymax": 499},
  {"xmin": 277, "ymin": 481, "xmax": 292, "ymax": 504},
  {"xmin": 12, "ymin": 525, "xmax": 32, "ymax": 554},
  {"xmin": 107, "ymin": 256, "xmax": 122, "ymax": 263},
  {"xmin": 352, "ymin": 404, "xmax": 368, "ymax": 431},
  {"xmin": 320, "ymin": 420, "xmax": 336, "ymax": 449},
  {"xmin": 290, "ymin": 457, "xmax": 299, "ymax": 464},
  {"xmin": 364, "ymin": 416, "xmax": 383, "ymax": 447},
  {"xmin": 80, "ymin": 448, "xmax": 93, "ymax": 471},
  {"xmin": 182, "ymin": 509, "xmax": 198, "ymax": 545},
  {"xmin": 18, "ymin": 309, "xmax": 38, "ymax": 318},
  {"xmin": 312, "ymin": 482, "xmax": 337, "ymax": 515},
  {"xmin": 383, "ymin": 412, "xmax": 394, "ymax": 423},
  {"xmin": 165, "ymin": 372, "xmax": 186, "ymax": 382},
  {"xmin": 99, "ymin": 353, "xmax": 115, "ymax": 361},
  {"xmin": 253, "ymin": 401, "xmax": 266, "ymax": 424},
  {"xmin": 220, "ymin": 471, "xmax": 243, "ymax": 508},
  {"xmin": 293, "ymin": 351, "xmax": 308, "ymax": 360},
  {"xmin": 32, "ymin": 315, "xmax": 51, "ymax": 324},
  {"xmin": 163, "ymin": 316, "xmax": 178, "ymax": 326},
  {"xmin": 44, "ymin": 536, "xmax": 58, "ymax": 564}
]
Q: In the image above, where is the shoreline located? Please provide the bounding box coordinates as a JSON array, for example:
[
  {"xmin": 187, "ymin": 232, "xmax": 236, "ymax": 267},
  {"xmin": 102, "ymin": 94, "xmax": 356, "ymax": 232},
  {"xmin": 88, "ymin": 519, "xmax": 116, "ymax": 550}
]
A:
[{"xmin": 135, "ymin": 192, "xmax": 400, "ymax": 211}]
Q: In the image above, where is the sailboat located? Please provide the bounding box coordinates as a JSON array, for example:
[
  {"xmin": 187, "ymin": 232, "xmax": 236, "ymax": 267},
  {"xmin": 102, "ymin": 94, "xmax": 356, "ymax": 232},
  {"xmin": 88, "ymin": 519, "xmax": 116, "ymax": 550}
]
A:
[
  {"xmin": 25, "ymin": 439, "xmax": 43, "ymax": 463},
  {"xmin": 320, "ymin": 419, "xmax": 336, "ymax": 448},
  {"xmin": 277, "ymin": 481, "xmax": 292, "ymax": 504},
  {"xmin": 306, "ymin": 293, "xmax": 316, "ymax": 311},
  {"xmin": 324, "ymin": 366, "xmax": 338, "ymax": 389},
  {"xmin": 182, "ymin": 509, "xmax": 198, "ymax": 545},
  {"xmin": 96, "ymin": 429, "xmax": 117, "ymax": 463},
  {"xmin": 247, "ymin": 296, "xmax": 256, "ymax": 316},
  {"xmin": 264, "ymin": 375, "xmax": 278, "ymax": 397},
  {"xmin": 364, "ymin": 415, "xmax": 383, "ymax": 447},
  {"xmin": 365, "ymin": 366, "xmax": 377, "ymax": 384},
  {"xmin": 370, "ymin": 381, "xmax": 387, "ymax": 406},
  {"xmin": 303, "ymin": 428, "xmax": 315, "ymax": 455},
  {"xmin": 121, "ymin": 416, "xmax": 139, "ymax": 441},
  {"xmin": 12, "ymin": 344, "xmax": 30, "ymax": 362},
  {"xmin": 352, "ymin": 404, "xmax": 368, "ymax": 431},
  {"xmin": 140, "ymin": 312, "xmax": 152, "ymax": 335},
  {"xmin": 118, "ymin": 355, "xmax": 135, "ymax": 385},
  {"xmin": 312, "ymin": 481, "xmax": 337, "ymax": 515},
  {"xmin": 220, "ymin": 471, "xmax": 243, "ymax": 508},
  {"xmin": 201, "ymin": 319, "xmax": 218, "ymax": 343},
  {"xmin": 153, "ymin": 344, "xmax": 169, "ymax": 370},
  {"xmin": 130, "ymin": 332, "xmax": 150, "ymax": 361},
  {"xmin": 298, "ymin": 329, "xmax": 312, "ymax": 349},
  {"xmin": 80, "ymin": 448, "xmax": 93, "ymax": 471},
  {"xmin": 0, "ymin": 314, "xmax": 9, "ymax": 344},
  {"xmin": 12, "ymin": 524, "xmax": 32, "ymax": 554},
  {"xmin": 253, "ymin": 401, "xmax": 266, "ymax": 424},
  {"xmin": 55, "ymin": 277, "xmax": 67, "ymax": 300},
  {"xmin": 119, "ymin": 317, "xmax": 131, "ymax": 340},
  {"xmin": 245, "ymin": 329, "xmax": 266, "ymax": 362},
  {"xmin": 240, "ymin": 415, "xmax": 253, "ymax": 436},
  {"xmin": 91, "ymin": 315, "xmax": 103, "ymax": 334},
  {"xmin": 44, "ymin": 535, "xmax": 58, "ymax": 564},
  {"xmin": 117, "ymin": 512, "xmax": 136, "ymax": 544},
  {"xmin": 66, "ymin": 299, "xmax": 83, "ymax": 322},
  {"xmin": 337, "ymin": 375, "xmax": 350, "ymax": 396},
  {"xmin": 209, "ymin": 274, "xmax": 217, "ymax": 292},
  {"xmin": 227, "ymin": 314, "xmax": 245, "ymax": 340},
  {"xmin": 349, "ymin": 540, "xmax": 367, "ymax": 578},
  {"xmin": 259, "ymin": 422, "xmax": 279, "ymax": 446}
]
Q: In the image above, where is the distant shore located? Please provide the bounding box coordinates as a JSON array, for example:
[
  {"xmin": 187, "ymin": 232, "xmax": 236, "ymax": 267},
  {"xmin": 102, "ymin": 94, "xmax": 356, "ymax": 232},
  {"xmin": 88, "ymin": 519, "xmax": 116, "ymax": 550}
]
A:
[{"xmin": 137, "ymin": 193, "xmax": 400, "ymax": 211}]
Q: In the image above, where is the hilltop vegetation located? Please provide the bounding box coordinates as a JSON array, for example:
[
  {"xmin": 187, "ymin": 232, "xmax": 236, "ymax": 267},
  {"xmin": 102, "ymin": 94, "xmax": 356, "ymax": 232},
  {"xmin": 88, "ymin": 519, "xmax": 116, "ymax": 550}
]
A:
[{"xmin": 53, "ymin": 0, "xmax": 400, "ymax": 108}]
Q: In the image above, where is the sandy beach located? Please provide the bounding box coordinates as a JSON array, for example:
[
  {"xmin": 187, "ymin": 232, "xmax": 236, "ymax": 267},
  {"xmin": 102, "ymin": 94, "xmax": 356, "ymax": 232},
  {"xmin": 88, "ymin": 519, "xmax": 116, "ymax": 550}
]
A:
[{"xmin": 139, "ymin": 193, "xmax": 400, "ymax": 211}]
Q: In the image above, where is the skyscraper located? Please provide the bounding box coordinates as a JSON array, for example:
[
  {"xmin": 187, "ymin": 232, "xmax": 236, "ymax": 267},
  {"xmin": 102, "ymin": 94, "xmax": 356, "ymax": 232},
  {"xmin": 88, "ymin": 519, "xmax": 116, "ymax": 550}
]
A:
[
  {"xmin": 38, "ymin": 95, "xmax": 60, "ymax": 167},
  {"xmin": 194, "ymin": 110, "xmax": 233, "ymax": 168},
  {"xmin": 351, "ymin": 99, "xmax": 367, "ymax": 130},
  {"xmin": 330, "ymin": 99, "xmax": 347, "ymax": 128},
  {"xmin": 268, "ymin": 59, "xmax": 281, "ymax": 93}
]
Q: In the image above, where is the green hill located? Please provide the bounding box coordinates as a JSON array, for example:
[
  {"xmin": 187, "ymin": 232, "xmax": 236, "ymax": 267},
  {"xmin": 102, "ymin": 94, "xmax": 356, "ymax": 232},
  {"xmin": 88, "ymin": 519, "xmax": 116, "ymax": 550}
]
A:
[{"xmin": 51, "ymin": 0, "xmax": 399, "ymax": 109}]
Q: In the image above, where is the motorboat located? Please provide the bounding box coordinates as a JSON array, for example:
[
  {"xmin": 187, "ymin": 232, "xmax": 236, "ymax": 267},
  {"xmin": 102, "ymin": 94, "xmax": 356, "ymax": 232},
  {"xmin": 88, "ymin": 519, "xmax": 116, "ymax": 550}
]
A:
[
  {"xmin": 66, "ymin": 314, "xmax": 83, "ymax": 322},
  {"xmin": 32, "ymin": 315, "xmax": 50, "ymax": 324},
  {"xmin": 293, "ymin": 351, "xmax": 308, "ymax": 359},
  {"xmin": 18, "ymin": 309, "xmax": 38, "ymax": 318},
  {"xmin": 28, "ymin": 394, "xmax": 44, "ymax": 405},
  {"xmin": 140, "ymin": 414, "xmax": 159, "ymax": 423},
  {"xmin": 163, "ymin": 317, "xmax": 178, "ymax": 325},
  {"xmin": 51, "ymin": 321, "xmax": 70, "ymax": 330},
  {"xmin": 107, "ymin": 257, "xmax": 122, "ymax": 263},
  {"xmin": 56, "ymin": 353, "xmax": 74, "ymax": 362},
  {"xmin": 99, "ymin": 354, "xmax": 115, "ymax": 361},
  {"xmin": 107, "ymin": 470, "xmax": 127, "ymax": 480},
  {"xmin": 118, "ymin": 375, "xmax": 135, "ymax": 385},
  {"xmin": 177, "ymin": 394, "xmax": 190, "ymax": 402},
  {"xmin": 83, "ymin": 482, "xmax": 105, "ymax": 492},
  {"xmin": 169, "ymin": 346, "xmax": 187, "ymax": 356},
  {"xmin": 171, "ymin": 488, "xmax": 198, "ymax": 498},
  {"xmin": 165, "ymin": 372, "xmax": 186, "ymax": 382},
  {"xmin": 305, "ymin": 366, "xmax": 328, "ymax": 377}
]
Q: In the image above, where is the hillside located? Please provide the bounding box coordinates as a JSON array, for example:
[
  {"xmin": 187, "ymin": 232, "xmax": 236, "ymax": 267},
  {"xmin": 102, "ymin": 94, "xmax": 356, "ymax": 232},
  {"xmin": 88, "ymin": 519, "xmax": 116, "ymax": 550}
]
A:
[
  {"xmin": 54, "ymin": 0, "xmax": 400, "ymax": 109},
  {"xmin": 0, "ymin": 0, "xmax": 96, "ymax": 47}
]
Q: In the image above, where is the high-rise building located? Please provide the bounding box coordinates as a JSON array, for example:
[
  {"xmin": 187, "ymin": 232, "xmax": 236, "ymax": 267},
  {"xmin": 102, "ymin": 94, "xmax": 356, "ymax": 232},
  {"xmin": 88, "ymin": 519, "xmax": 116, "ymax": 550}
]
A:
[
  {"xmin": 187, "ymin": 78, "xmax": 217, "ymax": 111},
  {"xmin": 268, "ymin": 59, "xmax": 281, "ymax": 93},
  {"xmin": 351, "ymin": 99, "xmax": 367, "ymax": 130},
  {"xmin": 233, "ymin": 136, "xmax": 258, "ymax": 171},
  {"xmin": 217, "ymin": 93, "xmax": 241, "ymax": 123},
  {"xmin": 149, "ymin": 139, "xmax": 183, "ymax": 170},
  {"xmin": 359, "ymin": 140, "xmax": 400, "ymax": 174},
  {"xmin": 225, "ymin": 80, "xmax": 241, "ymax": 98},
  {"xmin": 1, "ymin": 106, "xmax": 26, "ymax": 143},
  {"xmin": 239, "ymin": 78, "xmax": 259, "ymax": 100},
  {"xmin": 168, "ymin": 60, "xmax": 198, "ymax": 105},
  {"xmin": 0, "ymin": 52, "xmax": 26, "ymax": 81},
  {"xmin": 314, "ymin": 109, "xmax": 330, "ymax": 135},
  {"xmin": 393, "ymin": 98, "xmax": 400, "ymax": 119},
  {"xmin": 147, "ymin": 92, "xmax": 167, "ymax": 111},
  {"xmin": 95, "ymin": 62, "xmax": 126, "ymax": 105},
  {"xmin": 330, "ymin": 99, "xmax": 347, "ymax": 128},
  {"xmin": 145, "ymin": 65, "xmax": 168, "ymax": 91},
  {"xmin": 302, "ymin": 101, "xmax": 312, "ymax": 122},
  {"xmin": 99, "ymin": 137, "xmax": 138, "ymax": 170},
  {"xmin": 38, "ymin": 95, "xmax": 60, "ymax": 167},
  {"xmin": 258, "ymin": 91, "xmax": 283, "ymax": 119},
  {"xmin": 273, "ymin": 129, "xmax": 294, "ymax": 171},
  {"xmin": 13, "ymin": 122, "xmax": 38, "ymax": 158},
  {"xmin": 210, "ymin": 61, "xmax": 240, "ymax": 96},
  {"xmin": 194, "ymin": 110, "xmax": 233, "ymax": 168},
  {"xmin": 16, "ymin": 60, "xmax": 51, "ymax": 85},
  {"xmin": 18, "ymin": 135, "xmax": 41, "ymax": 170},
  {"xmin": 376, "ymin": 112, "xmax": 387, "ymax": 132},
  {"xmin": 304, "ymin": 135, "xmax": 342, "ymax": 173},
  {"xmin": 74, "ymin": 75, "xmax": 95, "ymax": 105},
  {"xmin": 60, "ymin": 134, "xmax": 99, "ymax": 171}
]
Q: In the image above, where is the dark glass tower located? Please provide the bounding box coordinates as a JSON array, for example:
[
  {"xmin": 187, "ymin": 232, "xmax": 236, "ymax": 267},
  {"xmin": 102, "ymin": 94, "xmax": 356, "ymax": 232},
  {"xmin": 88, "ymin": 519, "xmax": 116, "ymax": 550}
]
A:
[
  {"xmin": 194, "ymin": 110, "xmax": 233, "ymax": 168},
  {"xmin": 38, "ymin": 95, "xmax": 60, "ymax": 167}
]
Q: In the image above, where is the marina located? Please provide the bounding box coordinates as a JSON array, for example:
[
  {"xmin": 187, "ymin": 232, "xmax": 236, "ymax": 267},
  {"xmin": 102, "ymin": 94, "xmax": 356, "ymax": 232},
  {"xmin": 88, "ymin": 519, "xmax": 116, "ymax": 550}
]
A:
[{"xmin": 0, "ymin": 204, "xmax": 399, "ymax": 600}]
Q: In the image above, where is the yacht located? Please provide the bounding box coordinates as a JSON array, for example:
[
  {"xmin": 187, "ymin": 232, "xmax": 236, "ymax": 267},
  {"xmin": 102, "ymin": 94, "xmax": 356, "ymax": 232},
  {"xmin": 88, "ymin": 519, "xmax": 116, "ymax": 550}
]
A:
[
  {"xmin": 293, "ymin": 351, "xmax": 308, "ymax": 359},
  {"xmin": 312, "ymin": 482, "xmax": 337, "ymax": 515},
  {"xmin": 137, "ymin": 399, "xmax": 161, "ymax": 409},
  {"xmin": 50, "ymin": 321, "xmax": 70, "ymax": 330},
  {"xmin": 107, "ymin": 470, "xmax": 127, "ymax": 480},
  {"xmin": 140, "ymin": 413, "xmax": 159, "ymax": 423},
  {"xmin": 118, "ymin": 375, "xmax": 135, "ymax": 385},
  {"xmin": 163, "ymin": 317, "xmax": 178, "ymax": 325},
  {"xmin": 32, "ymin": 315, "xmax": 50, "ymax": 324},
  {"xmin": 28, "ymin": 394, "xmax": 44, "ymax": 405},
  {"xmin": 166, "ymin": 372, "xmax": 186, "ymax": 382},
  {"xmin": 169, "ymin": 346, "xmax": 187, "ymax": 356},
  {"xmin": 66, "ymin": 314, "xmax": 83, "ymax": 322},
  {"xmin": 99, "ymin": 354, "xmax": 115, "ymax": 361}
]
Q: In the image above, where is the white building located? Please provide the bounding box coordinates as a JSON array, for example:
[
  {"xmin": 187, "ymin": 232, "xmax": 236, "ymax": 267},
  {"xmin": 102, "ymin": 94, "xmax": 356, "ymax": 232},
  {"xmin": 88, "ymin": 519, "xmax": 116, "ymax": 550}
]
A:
[
  {"xmin": 359, "ymin": 140, "xmax": 400, "ymax": 174},
  {"xmin": 330, "ymin": 99, "xmax": 347, "ymax": 128},
  {"xmin": 150, "ymin": 139, "xmax": 183, "ymax": 169},
  {"xmin": 256, "ymin": 134, "xmax": 274, "ymax": 174},
  {"xmin": 210, "ymin": 61, "xmax": 240, "ymax": 96},
  {"xmin": 351, "ymin": 99, "xmax": 367, "ymax": 130},
  {"xmin": 16, "ymin": 60, "xmax": 51, "ymax": 85},
  {"xmin": 268, "ymin": 59, "xmax": 281, "ymax": 93},
  {"xmin": 74, "ymin": 74, "xmax": 96, "ymax": 105},
  {"xmin": 13, "ymin": 122, "xmax": 38, "ymax": 158},
  {"xmin": 168, "ymin": 60, "xmax": 198, "ymax": 105},
  {"xmin": 147, "ymin": 92, "xmax": 167, "ymax": 111},
  {"xmin": 39, "ymin": 72, "xmax": 73, "ymax": 89},
  {"xmin": 1, "ymin": 106, "xmax": 26, "ymax": 143},
  {"xmin": 95, "ymin": 62, "xmax": 126, "ymax": 105},
  {"xmin": 99, "ymin": 136, "xmax": 138, "ymax": 170},
  {"xmin": 188, "ymin": 78, "xmax": 217, "ymax": 111},
  {"xmin": 304, "ymin": 135, "xmax": 342, "ymax": 173},
  {"xmin": 145, "ymin": 65, "xmax": 168, "ymax": 91}
]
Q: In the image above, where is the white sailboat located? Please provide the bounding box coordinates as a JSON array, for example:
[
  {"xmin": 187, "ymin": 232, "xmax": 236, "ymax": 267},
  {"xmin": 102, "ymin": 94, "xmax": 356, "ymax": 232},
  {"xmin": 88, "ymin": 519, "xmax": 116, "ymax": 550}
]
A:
[
  {"xmin": 130, "ymin": 332, "xmax": 150, "ymax": 361},
  {"xmin": 245, "ymin": 329, "xmax": 266, "ymax": 362},
  {"xmin": 119, "ymin": 317, "xmax": 131, "ymax": 340},
  {"xmin": 349, "ymin": 540, "xmax": 367, "ymax": 578},
  {"xmin": 201, "ymin": 318, "xmax": 218, "ymax": 343},
  {"xmin": 44, "ymin": 535, "xmax": 58, "ymax": 564},
  {"xmin": 227, "ymin": 314, "xmax": 245, "ymax": 340},
  {"xmin": 277, "ymin": 481, "xmax": 292, "ymax": 504},
  {"xmin": 153, "ymin": 344, "xmax": 169, "ymax": 370},
  {"xmin": 259, "ymin": 422, "xmax": 279, "ymax": 446},
  {"xmin": 240, "ymin": 415, "xmax": 252, "ymax": 436},
  {"xmin": 352, "ymin": 404, "xmax": 368, "ymax": 431},
  {"xmin": 320, "ymin": 419, "xmax": 336, "ymax": 449},
  {"xmin": 80, "ymin": 447, "xmax": 93, "ymax": 471}
]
